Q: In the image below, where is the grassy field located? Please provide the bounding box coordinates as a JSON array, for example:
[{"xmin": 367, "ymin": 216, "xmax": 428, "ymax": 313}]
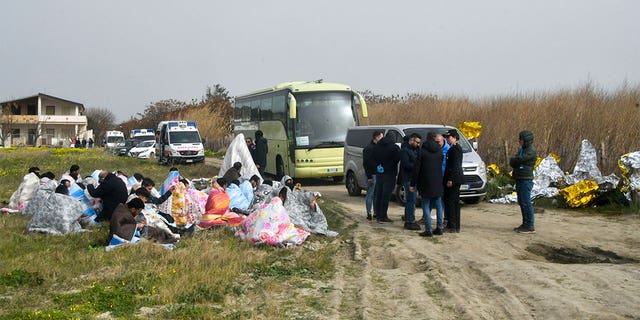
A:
[{"xmin": 0, "ymin": 148, "xmax": 353, "ymax": 319}]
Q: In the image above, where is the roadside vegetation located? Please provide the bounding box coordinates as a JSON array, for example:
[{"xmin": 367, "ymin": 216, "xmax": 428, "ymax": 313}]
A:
[{"xmin": 0, "ymin": 148, "xmax": 352, "ymax": 319}]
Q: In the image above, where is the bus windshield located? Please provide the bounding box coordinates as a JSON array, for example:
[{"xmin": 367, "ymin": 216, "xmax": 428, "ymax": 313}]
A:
[
  {"xmin": 293, "ymin": 91, "xmax": 356, "ymax": 148},
  {"xmin": 169, "ymin": 131, "xmax": 201, "ymax": 144}
]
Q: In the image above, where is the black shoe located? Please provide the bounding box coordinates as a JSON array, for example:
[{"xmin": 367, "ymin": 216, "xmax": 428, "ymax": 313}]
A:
[
  {"xmin": 416, "ymin": 218, "xmax": 425, "ymax": 224},
  {"xmin": 433, "ymin": 228, "xmax": 443, "ymax": 235},
  {"xmin": 513, "ymin": 224, "xmax": 525, "ymax": 232},
  {"xmin": 366, "ymin": 214, "xmax": 372, "ymax": 221},
  {"xmin": 445, "ymin": 228, "xmax": 457, "ymax": 233},
  {"xmin": 401, "ymin": 215, "xmax": 405, "ymax": 222},
  {"xmin": 379, "ymin": 218, "xmax": 393, "ymax": 223},
  {"xmin": 419, "ymin": 231, "xmax": 433, "ymax": 237},
  {"xmin": 517, "ymin": 227, "xmax": 536, "ymax": 234},
  {"xmin": 404, "ymin": 223, "xmax": 421, "ymax": 231}
]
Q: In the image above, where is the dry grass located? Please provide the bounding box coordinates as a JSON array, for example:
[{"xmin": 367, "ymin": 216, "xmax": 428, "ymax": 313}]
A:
[{"xmin": 365, "ymin": 82, "xmax": 640, "ymax": 174}]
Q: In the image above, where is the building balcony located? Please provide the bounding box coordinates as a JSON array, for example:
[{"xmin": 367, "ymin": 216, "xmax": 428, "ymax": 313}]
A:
[{"xmin": 1, "ymin": 114, "xmax": 87, "ymax": 124}]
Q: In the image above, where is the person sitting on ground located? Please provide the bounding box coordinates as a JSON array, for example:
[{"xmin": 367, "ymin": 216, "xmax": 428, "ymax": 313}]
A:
[
  {"xmin": 249, "ymin": 175, "xmax": 261, "ymax": 189},
  {"xmin": 141, "ymin": 178, "xmax": 173, "ymax": 205},
  {"xmin": 222, "ymin": 161, "xmax": 243, "ymax": 184},
  {"xmin": 55, "ymin": 179, "xmax": 71, "ymax": 195},
  {"xmin": 87, "ymin": 170, "xmax": 128, "ymax": 222},
  {"xmin": 110, "ymin": 198, "xmax": 179, "ymax": 244}
]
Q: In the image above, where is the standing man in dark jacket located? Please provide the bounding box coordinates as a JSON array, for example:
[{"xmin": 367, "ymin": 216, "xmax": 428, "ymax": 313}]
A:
[
  {"xmin": 87, "ymin": 170, "xmax": 129, "ymax": 222},
  {"xmin": 363, "ymin": 130, "xmax": 384, "ymax": 221},
  {"xmin": 443, "ymin": 129, "xmax": 464, "ymax": 233},
  {"xmin": 400, "ymin": 133, "xmax": 422, "ymax": 230},
  {"xmin": 372, "ymin": 134, "xmax": 401, "ymax": 223},
  {"xmin": 411, "ymin": 131, "xmax": 444, "ymax": 236},
  {"xmin": 510, "ymin": 130, "xmax": 537, "ymax": 234},
  {"xmin": 254, "ymin": 130, "xmax": 268, "ymax": 177}
]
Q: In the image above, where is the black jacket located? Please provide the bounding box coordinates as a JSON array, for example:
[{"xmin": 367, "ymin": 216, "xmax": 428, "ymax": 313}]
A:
[
  {"xmin": 399, "ymin": 141, "xmax": 419, "ymax": 183},
  {"xmin": 254, "ymin": 137, "xmax": 268, "ymax": 168},
  {"xmin": 412, "ymin": 139, "xmax": 444, "ymax": 198},
  {"xmin": 444, "ymin": 142, "xmax": 464, "ymax": 185},
  {"xmin": 509, "ymin": 130, "xmax": 537, "ymax": 180},
  {"xmin": 372, "ymin": 135, "xmax": 400, "ymax": 175},
  {"xmin": 87, "ymin": 173, "xmax": 129, "ymax": 221},
  {"xmin": 363, "ymin": 140, "xmax": 378, "ymax": 179}
]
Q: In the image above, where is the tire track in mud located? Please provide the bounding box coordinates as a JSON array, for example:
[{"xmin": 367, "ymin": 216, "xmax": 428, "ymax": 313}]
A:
[{"xmin": 331, "ymin": 210, "xmax": 533, "ymax": 320}]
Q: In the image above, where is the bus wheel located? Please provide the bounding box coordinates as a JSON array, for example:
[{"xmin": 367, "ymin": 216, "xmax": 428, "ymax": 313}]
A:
[
  {"xmin": 346, "ymin": 172, "xmax": 361, "ymax": 196},
  {"xmin": 276, "ymin": 157, "xmax": 285, "ymax": 180}
]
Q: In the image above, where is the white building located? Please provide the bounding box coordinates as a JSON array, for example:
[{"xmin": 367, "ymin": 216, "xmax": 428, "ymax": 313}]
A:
[{"xmin": 0, "ymin": 93, "xmax": 89, "ymax": 147}]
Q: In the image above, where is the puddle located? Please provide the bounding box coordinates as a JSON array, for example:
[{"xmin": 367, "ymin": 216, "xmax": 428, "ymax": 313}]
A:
[{"xmin": 525, "ymin": 243, "xmax": 638, "ymax": 264}]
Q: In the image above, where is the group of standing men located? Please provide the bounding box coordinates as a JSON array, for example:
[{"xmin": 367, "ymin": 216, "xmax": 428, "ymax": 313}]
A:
[
  {"xmin": 363, "ymin": 128, "xmax": 538, "ymax": 236},
  {"xmin": 363, "ymin": 129, "xmax": 464, "ymax": 237}
]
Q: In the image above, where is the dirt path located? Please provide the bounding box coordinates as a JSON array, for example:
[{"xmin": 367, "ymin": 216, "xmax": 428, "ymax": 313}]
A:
[{"xmin": 309, "ymin": 183, "xmax": 640, "ymax": 320}]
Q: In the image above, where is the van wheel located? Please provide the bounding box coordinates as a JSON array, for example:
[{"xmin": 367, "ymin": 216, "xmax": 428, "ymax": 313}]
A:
[
  {"xmin": 395, "ymin": 184, "xmax": 407, "ymax": 207},
  {"xmin": 346, "ymin": 172, "xmax": 361, "ymax": 196},
  {"xmin": 276, "ymin": 157, "xmax": 285, "ymax": 180}
]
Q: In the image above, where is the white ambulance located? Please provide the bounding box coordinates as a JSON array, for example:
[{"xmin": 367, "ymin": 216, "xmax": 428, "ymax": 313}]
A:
[
  {"xmin": 105, "ymin": 130, "xmax": 125, "ymax": 150},
  {"xmin": 156, "ymin": 121, "xmax": 205, "ymax": 165}
]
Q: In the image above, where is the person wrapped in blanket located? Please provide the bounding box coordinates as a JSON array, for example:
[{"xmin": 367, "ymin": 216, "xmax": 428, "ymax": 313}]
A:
[
  {"xmin": 132, "ymin": 186, "xmax": 187, "ymax": 239},
  {"xmin": 236, "ymin": 187, "xmax": 310, "ymax": 247},
  {"xmin": 110, "ymin": 197, "xmax": 179, "ymax": 244},
  {"xmin": 198, "ymin": 178, "xmax": 245, "ymax": 228},
  {"xmin": 271, "ymin": 175, "xmax": 338, "ymax": 237}
]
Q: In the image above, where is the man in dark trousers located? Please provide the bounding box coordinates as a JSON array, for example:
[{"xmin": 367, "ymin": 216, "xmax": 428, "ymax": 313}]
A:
[
  {"xmin": 254, "ymin": 130, "xmax": 268, "ymax": 177},
  {"xmin": 510, "ymin": 130, "xmax": 537, "ymax": 234},
  {"xmin": 400, "ymin": 133, "xmax": 422, "ymax": 230},
  {"xmin": 363, "ymin": 130, "xmax": 384, "ymax": 220},
  {"xmin": 411, "ymin": 131, "xmax": 444, "ymax": 237},
  {"xmin": 443, "ymin": 129, "xmax": 464, "ymax": 233},
  {"xmin": 372, "ymin": 132, "xmax": 401, "ymax": 223},
  {"xmin": 87, "ymin": 170, "xmax": 129, "ymax": 222}
]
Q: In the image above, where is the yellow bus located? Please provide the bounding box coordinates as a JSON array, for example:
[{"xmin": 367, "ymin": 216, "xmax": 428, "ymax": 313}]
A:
[{"xmin": 234, "ymin": 80, "xmax": 368, "ymax": 181}]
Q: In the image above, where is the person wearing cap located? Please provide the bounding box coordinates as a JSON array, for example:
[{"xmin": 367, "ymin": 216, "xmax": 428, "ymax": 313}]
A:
[
  {"xmin": 443, "ymin": 129, "xmax": 464, "ymax": 233},
  {"xmin": 510, "ymin": 130, "xmax": 537, "ymax": 234}
]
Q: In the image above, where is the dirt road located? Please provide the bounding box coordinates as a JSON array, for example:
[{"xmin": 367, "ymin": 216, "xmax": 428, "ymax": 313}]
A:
[{"xmin": 307, "ymin": 181, "xmax": 640, "ymax": 319}]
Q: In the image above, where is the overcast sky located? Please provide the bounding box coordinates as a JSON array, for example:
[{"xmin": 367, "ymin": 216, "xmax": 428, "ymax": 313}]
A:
[{"xmin": 1, "ymin": 1, "xmax": 638, "ymax": 122}]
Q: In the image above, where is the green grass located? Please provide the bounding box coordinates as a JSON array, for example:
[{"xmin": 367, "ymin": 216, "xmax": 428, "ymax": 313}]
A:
[{"xmin": 0, "ymin": 148, "xmax": 351, "ymax": 319}]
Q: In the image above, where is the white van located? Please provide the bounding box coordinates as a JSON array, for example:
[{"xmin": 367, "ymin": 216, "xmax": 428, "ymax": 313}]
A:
[
  {"xmin": 156, "ymin": 121, "xmax": 205, "ymax": 165},
  {"xmin": 105, "ymin": 130, "xmax": 125, "ymax": 150},
  {"xmin": 343, "ymin": 124, "xmax": 487, "ymax": 204}
]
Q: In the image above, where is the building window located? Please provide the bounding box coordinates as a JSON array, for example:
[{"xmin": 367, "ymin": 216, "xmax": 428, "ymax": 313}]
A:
[
  {"xmin": 11, "ymin": 128, "xmax": 20, "ymax": 138},
  {"xmin": 45, "ymin": 128, "xmax": 55, "ymax": 136},
  {"xmin": 46, "ymin": 105, "xmax": 55, "ymax": 115},
  {"xmin": 27, "ymin": 105, "xmax": 37, "ymax": 115}
]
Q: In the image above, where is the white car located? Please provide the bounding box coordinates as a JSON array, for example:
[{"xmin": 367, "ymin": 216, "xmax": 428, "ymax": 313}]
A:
[{"xmin": 128, "ymin": 140, "xmax": 156, "ymax": 159}]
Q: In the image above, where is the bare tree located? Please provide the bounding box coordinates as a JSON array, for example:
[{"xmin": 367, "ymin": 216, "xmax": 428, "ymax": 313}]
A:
[
  {"xmin": 86, "ymin": 107, "xmax": 116, "ymax": 146},
  {"xmin": 0, "ymin": 102, "xmax": 16, "ymax": 146}
]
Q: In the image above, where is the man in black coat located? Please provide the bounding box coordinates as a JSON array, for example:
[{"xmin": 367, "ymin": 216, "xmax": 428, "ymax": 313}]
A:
[
  {"xmin": 400, "ymin": 133, "xmax": 422, "ymax": 230},
  {"xmin": 254, "ymin": 130, "xmax": 268, "ymax": 177},
  {"xmin": 443, "ymin": 129, "xmax": 464, "ymax": 233},
  {"xmin": 87, "ymin": 170, "xmax": 129, "ymax": 222},
  {"xmin": 372, "ymin": 134, "xmax": 401, "ymax": 223},
  {"xmin": 411, "ymin": 131, "xmax": 444, "ymax": 236},
  {"xmin": 363, "ymin": 130, "xmax": 384, "ymax": 220}
]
